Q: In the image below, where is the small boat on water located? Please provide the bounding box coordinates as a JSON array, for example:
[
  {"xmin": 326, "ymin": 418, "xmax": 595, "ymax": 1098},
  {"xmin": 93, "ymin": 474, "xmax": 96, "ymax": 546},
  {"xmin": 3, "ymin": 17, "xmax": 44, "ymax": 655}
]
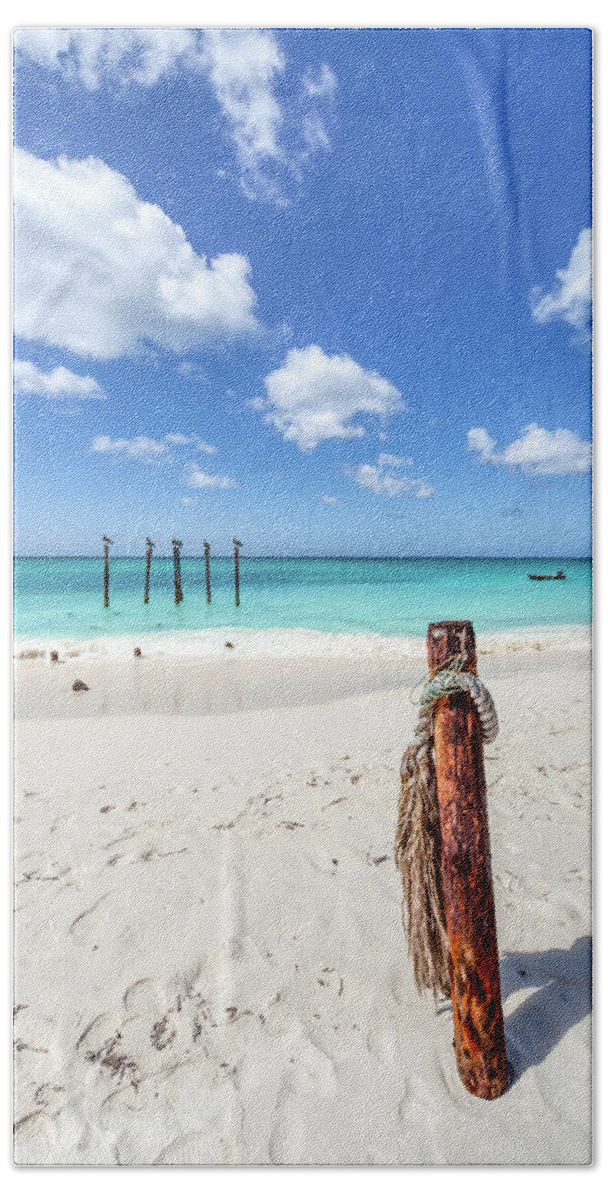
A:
[{"xmin": 528, "ymin": 570, "xmax": 567, "ymax": 581}]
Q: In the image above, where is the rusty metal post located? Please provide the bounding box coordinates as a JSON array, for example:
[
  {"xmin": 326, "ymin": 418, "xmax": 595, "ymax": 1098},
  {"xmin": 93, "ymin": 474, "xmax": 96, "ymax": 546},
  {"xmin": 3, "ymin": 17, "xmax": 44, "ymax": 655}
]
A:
[
  {"xmin": 144, "ymin": 537, "xmax": 154, "ymax": 604},
  {"xmin": 172, "ymin": 538, "xmax": 183, "ymax": 605},
  {"xmin": 203, "ymin": 541, "xmax": 211, "ymax": 603},
  {"xmin": 102, "ymin": 535, "xmax": 113, "ymax": 607},
  {"xmin": 427, "ymin": 619, "xmax": 508, "ymax": 1100}
]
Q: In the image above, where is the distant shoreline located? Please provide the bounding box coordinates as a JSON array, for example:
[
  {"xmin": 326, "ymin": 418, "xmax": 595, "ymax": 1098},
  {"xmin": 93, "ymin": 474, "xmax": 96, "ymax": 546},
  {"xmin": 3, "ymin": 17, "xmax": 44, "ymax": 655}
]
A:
[{"xmin": 14, "ymin": 622, "xmax": 592, "ymax": 663}]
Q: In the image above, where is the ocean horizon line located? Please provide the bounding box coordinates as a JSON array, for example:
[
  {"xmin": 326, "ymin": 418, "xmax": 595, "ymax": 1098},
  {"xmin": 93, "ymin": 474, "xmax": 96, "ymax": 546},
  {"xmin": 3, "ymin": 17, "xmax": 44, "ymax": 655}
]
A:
[{"xmin": 13, "ymin": 553, "xmax": 592, "ymax": 562}]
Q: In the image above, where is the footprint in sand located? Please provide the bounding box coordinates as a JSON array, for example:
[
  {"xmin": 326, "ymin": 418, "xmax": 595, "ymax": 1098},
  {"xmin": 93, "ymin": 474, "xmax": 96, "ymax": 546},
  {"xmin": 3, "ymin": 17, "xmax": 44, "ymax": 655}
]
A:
[
  {"xmin": 123, "ymin": 977, "xmax": 167, "ymax": 1017},
  {"xmin": 68, "ymin": 890, "xmax": 120, "ymax": 946},
  {"xmin": 78, "ymin": 979, "xmax": 170, "ymax": 1082},
  {"xmin": 15, "ymin": 852, "xmax": 71, "ymax": 889},
  {"xmin": 75, "ymin": 968, "xmax": 224, "ymax": 1114}
]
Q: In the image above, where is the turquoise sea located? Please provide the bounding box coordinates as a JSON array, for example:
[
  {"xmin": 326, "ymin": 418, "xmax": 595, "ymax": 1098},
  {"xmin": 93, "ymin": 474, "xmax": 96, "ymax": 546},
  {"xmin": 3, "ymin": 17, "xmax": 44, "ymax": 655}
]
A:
[{"xmin": 14, "ymin": 557, "xmax": 592, "ymax": 643}]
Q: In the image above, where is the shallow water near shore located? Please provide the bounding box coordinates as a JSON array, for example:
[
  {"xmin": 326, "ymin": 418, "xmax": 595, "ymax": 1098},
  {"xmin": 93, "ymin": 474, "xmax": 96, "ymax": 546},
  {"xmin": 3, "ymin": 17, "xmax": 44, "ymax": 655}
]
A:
[{"xmin": 14, "ymin": 555, "xmax": 592, "ymax": 642}]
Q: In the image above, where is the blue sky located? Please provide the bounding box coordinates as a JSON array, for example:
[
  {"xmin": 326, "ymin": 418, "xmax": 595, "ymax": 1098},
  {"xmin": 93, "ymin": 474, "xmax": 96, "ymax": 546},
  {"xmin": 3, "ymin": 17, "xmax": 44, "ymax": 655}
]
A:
[{"xmin": 13, "ymin": 27, "xmax": 592, "ymax": 557}]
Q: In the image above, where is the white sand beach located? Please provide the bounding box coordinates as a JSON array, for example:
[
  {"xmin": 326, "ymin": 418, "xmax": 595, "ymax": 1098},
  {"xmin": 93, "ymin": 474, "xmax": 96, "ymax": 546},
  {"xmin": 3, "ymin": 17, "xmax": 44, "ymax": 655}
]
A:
[{"xmin": 13, "ymin": 625, "xmax": 592, "ymax": 1165}]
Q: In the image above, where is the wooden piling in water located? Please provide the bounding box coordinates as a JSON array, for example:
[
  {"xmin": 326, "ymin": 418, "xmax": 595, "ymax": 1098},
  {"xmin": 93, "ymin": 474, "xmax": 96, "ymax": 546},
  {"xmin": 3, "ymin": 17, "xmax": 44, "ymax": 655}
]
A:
[
  {"xmin": 102, "ymin": 535, "xmax": 113, "ymax": 607},
  {"xmin": 427, "ymin": 620, "xmax": 508, "ymax": 1100},
  {"xmin": 144, "ymin": 538, "xmax": 154, "ymax": 604},
  {"xmin": 172, "ymin": 538, "xmax": 184, "ymax": 605},
  {"xmin": 233, "ymin": 537, "xmax": 242, "ymax": 607},
  {"xmin": 203, "ymin": 541, "xmax": 211, "ymax": 603}
]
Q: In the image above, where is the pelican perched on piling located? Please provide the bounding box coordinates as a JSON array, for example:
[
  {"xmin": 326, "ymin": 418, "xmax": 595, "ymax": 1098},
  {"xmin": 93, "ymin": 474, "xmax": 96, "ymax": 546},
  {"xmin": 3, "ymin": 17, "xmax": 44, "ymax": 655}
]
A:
[
  {"xmin": 144, "ymin": 537, "xmax": 154, "ymax": 604},
  {"xmin": 232, "ymin": 537, "xmax": 242, "ymax": 605},
  {"xmin": 102, "ymin": 534, "xmax": 113, "ymax": 607},
  {"xmin": 172, "ymin": 538, "xmax": 184, "ymax": 604},
  {"xmin": 203, "ymin": 540, "xmax": 211, "ymax": 603}
]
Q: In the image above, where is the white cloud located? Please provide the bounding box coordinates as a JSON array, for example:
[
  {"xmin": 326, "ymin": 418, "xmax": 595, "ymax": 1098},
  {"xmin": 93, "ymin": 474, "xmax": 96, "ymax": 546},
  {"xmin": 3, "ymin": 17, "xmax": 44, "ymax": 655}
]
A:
[
  {"xmin": 377, "ymin": 452, "xmax": 411, "ymax": 468},
  {"xmin": 15, "ymin": 30, "xmax": 336, "ymax": 202},
  {"xmin": 177, "ymin": 361, "xmax": 208, "ymax": 381},
  {"xmin": 321, "ymin": 494, "xmax": 339, "ymax": 504},
  {"xmin": 14, "ymin": 28, "xmax": 207, "ymax": 89},
  {"xmin": 204, "ymin": 30, "xmax": 285, "ymax": 190},
  {"xmin": 302, "ymin": 114, "xmax": 331, "ymax": 152},
  {"xmin": 303, "ymin": 64, "xmax": 337, "ymax": 98},
  {"xmin": 164, "ymin": 433, "xmax": 192, "ymax": 445},
  {"xmin": 349, "ymin": 456, "xmax": 435, "ymax": 499},
  {"xmin": 413, "ymin": 481, "xmax": 436, "ymax": 499},
  {"xmin": 14, "ymin": 148, "xmax": 259, "ymax": 359},
  {"xmin": 531, "ymin": 228, "xmax": 592, "ymax": 338},
  {"xmin": 91, "ymin": 435, "xmax": 168, "ymax": 462},
  {"xmin": 254, "ymin": 345, "xmax": 403, "ymax": 451},
  {"xmin": 467, "ymin": 427, "xmax": 497, "ymax": 463},
  {"xmin": 165, "ymin": 434, "xmax": 217, "ymax": 454},
  {"xmin": 467, "ymin": 423, "xmax": 592, "ymax": 475},
  {"xmin": 90, "ymin": 432, "xmax": 217, "ymax": 465},
  {"xmin": 205, "ymin": 32, "xmax": 335, "ymax": 200},
  {"xmin": 14, "ymin": 359, "xmax": 104, "ymax": 398},
  {"xmin": 187, "ymin": 464, "xmax": 238, "ymax": 489}
]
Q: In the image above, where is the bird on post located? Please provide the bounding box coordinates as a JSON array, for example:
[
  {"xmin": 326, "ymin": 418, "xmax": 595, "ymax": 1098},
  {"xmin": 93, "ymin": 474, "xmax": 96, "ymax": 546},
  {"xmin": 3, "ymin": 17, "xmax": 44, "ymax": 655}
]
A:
[
  {"xmin": 203, "ymin": 540, "xmax": 211, "ymax": 604},
  {"xmin": 102, "ymin": 535, "xmax": 113, "ymax": 607},
  {"xmin": 232, "ymin": 537, "xmax": 242, "ymax": 607},
  {"xmin": 172, "ymin": 538, "xmax": 184, "ymax": 605},
  {"xmin": 144, "ymin": 537, "xmax": 154, "ymax": 605}
]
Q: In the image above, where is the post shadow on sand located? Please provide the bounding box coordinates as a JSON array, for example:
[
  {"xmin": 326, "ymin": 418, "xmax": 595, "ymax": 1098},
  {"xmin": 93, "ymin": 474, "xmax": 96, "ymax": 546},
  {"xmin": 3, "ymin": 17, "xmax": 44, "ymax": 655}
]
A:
[
  {"xmin": 499, "ymin": 936, "xmax": 592, "ymax": 1082},
  {"xmin": 432, "ymin": 936, "xmax": 591, "ymax": 1085}
]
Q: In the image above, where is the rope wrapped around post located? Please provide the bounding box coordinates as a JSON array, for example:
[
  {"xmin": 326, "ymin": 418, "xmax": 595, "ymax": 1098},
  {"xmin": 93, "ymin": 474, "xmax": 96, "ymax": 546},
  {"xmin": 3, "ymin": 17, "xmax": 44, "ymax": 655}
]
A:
[{"xmin": 395, "ymin": 655, "xmax": 499, "ymax": 999}]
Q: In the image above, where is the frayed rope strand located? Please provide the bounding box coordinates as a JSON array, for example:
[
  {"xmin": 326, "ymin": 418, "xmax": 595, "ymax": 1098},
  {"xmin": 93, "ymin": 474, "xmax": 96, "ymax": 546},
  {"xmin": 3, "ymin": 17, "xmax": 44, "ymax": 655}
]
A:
[{"xmin": 394, "ymin": 658, "xmax": 498, "ymax": 999}]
